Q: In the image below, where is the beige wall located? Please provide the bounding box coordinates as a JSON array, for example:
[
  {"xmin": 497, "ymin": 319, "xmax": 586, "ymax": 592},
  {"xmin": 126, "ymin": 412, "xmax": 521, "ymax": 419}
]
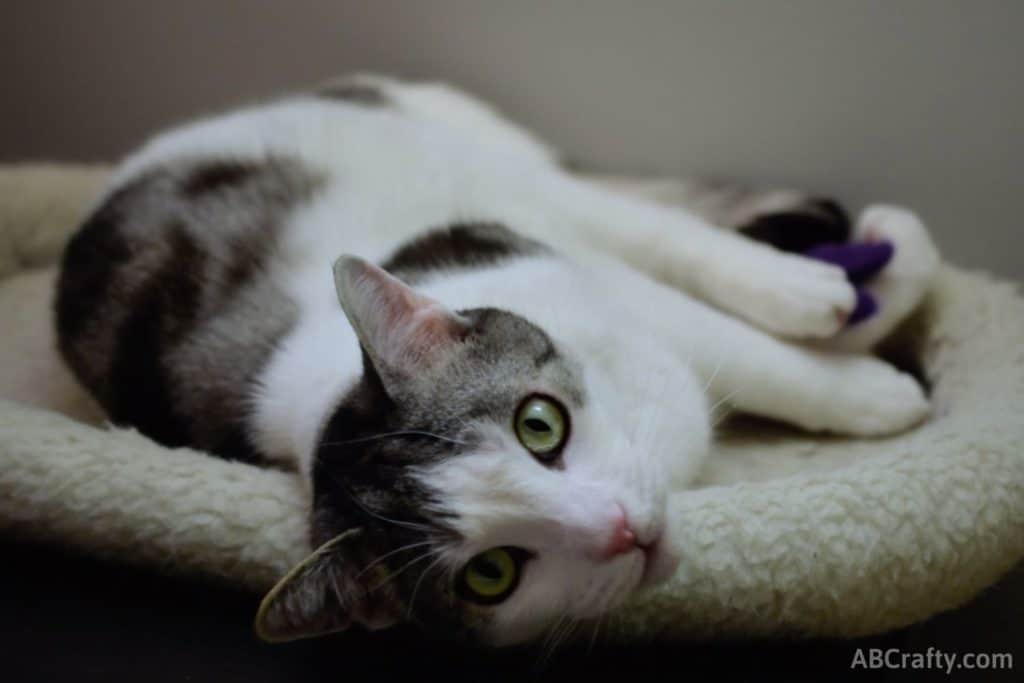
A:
[{"xmin": 3, "ymin": 0, "xmax": 1021, "ymax": 277}]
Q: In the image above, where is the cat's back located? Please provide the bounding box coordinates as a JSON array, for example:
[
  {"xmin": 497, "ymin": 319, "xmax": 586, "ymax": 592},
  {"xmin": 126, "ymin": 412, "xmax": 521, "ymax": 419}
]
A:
[
  {"xmin": 111, "ymin": 76, "xmax": 555, "ymax": 197},
  {"xmin": 99, "ymin": 78, "xmax": 561, "ymax": 278},
  {"xmin": 54, "ymin": 76, "xmax": 559, "ymax": 463}
]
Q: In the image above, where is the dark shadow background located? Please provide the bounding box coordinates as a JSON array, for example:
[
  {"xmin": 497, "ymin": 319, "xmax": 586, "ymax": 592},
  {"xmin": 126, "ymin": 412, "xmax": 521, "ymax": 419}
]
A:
[{"xmin": 2, "ymin": 539, "xmax": 1020, "ymax": 682}]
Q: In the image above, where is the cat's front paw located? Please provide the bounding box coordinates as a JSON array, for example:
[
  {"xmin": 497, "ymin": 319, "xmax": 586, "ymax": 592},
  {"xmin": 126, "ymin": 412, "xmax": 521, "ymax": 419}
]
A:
[
  {"xmin": 816, "ymin": 357, "xmax": 930, "ymax": 436},
  {"xmin": 721, "ymin": 249, "xmax": 857, "ymax": 339}
]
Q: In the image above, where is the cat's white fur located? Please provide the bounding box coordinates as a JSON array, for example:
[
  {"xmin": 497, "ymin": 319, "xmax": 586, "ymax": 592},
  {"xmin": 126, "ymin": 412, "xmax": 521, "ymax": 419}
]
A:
[{"xmin": 103, "ymin": 75, "xmax": 934, "ymax": 644}]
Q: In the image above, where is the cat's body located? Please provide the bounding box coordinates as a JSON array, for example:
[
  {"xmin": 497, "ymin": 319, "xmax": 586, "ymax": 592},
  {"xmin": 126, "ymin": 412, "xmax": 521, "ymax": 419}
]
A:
[{"xmin": 55, "ymin": 75, "xmax": 936, "ymax": 646}]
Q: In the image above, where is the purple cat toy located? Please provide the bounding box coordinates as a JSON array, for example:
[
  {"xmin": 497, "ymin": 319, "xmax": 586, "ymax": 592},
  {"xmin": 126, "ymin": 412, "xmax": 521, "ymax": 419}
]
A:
[{"xmin": 803, "ymin": 241, "xmax": 893, "ymax": 325}]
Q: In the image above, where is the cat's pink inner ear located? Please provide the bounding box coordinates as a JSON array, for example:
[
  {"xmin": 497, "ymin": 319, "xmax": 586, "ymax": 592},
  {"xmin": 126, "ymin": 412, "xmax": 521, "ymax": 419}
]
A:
[{"xmin": 333, "ymin": 256, "xmax": 469, "ymax": 371}]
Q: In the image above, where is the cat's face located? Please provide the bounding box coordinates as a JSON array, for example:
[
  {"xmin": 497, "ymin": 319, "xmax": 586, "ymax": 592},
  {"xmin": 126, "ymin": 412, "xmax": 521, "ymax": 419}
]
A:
[{"xmin": 255, "ymin": 257, "xmax": 707, "ymax": 646}]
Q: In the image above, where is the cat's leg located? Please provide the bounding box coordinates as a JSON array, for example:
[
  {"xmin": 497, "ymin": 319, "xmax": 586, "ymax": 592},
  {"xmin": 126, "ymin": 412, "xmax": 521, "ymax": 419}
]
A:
[
  {"xmin": 614, "ymin": 179, "xmax": 941, "ymax": 354},
  {"xmin": 539, "ymin": 173, "xmax": 858, "ymax": 340},
  {"xmin": 721, "ymin": 340, "xmax": 930, "ymax": 436},
  {"xmin": 641, "ymin": 183, "xmax": 940, "ymax": 354},
  {"xmin": 638, "ymin": 181, "xmax": 941, "ymax": 353},
  {"xmin": 575, "ymin": 181, "xmax": 934, "ymax": 433},
  {"xmin": 631, "ymin": 277, "xmax": 930, "ymax": 436}
]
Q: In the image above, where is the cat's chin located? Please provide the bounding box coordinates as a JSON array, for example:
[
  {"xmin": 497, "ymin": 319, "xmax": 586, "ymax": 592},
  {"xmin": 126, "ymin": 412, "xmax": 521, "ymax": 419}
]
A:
[{"xmin": 636, "ymin": 538, "xmax": 681, "ymax": 589}]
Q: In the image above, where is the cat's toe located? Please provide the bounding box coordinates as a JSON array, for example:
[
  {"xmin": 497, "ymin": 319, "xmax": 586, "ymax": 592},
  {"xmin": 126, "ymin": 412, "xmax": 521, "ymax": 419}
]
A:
[{"xmin": 743, "ymin": 255, "xmax": 857, "ymax": 339}]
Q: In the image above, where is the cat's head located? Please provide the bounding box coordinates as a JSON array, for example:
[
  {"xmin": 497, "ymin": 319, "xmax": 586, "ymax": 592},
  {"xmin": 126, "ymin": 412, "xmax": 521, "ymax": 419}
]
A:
[{"xmin": 255, "ymin": 256, "xmax": 707, "ymax": 646}]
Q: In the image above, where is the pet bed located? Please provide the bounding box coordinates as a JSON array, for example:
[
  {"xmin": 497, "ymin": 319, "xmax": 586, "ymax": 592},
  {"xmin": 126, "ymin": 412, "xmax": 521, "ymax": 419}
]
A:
[{"xmin": 0, "ymin": 163, "xmax": 1021, "ymax": 642}]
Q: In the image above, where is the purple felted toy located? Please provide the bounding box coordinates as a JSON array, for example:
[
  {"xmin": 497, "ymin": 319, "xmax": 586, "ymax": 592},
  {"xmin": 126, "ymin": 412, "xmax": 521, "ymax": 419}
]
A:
[{"xmin": 803, "ymin": 241, "xmax": 894, "ymax": 326}]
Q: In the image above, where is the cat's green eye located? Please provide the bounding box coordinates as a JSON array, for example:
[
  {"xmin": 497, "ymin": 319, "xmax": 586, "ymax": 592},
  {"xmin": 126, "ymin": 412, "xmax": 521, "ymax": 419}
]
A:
[
  {"xmin": 514, "ymin": 396, "xmax": 568, "ymax": 460},
  {"xmin": 459, "ymin": 547, "xmax": 521, "ymax": 604}
]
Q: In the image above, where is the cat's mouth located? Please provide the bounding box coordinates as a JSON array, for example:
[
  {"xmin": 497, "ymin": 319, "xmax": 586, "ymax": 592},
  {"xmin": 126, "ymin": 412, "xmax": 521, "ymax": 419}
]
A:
[{"xmin": 636, "ymin": 532, "xmax": 678, "ymax": 588}]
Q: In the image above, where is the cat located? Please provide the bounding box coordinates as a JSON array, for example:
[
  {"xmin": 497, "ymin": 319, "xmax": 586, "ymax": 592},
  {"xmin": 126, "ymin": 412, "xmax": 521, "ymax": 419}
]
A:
[{"xmin": 54, "ymin": 74, "xmax": 937, "ymax": 647}]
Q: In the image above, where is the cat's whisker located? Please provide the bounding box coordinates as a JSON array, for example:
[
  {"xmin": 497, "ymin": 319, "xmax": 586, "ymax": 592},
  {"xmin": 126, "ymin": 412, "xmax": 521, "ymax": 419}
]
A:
[
  {"xmin": 536, "ymin": 618, "xmax": 566, "ymax": 668},
  {"xmin": 318, "ymin": 430, "xmax": 469, "ymax": 450},
  {"xmin": 536, "ymin": 604, "xmax": 579, "ymax": 667},
  {"xmin": 314, "ymin": 466, "xmax": 432, "ymax": 533},
  {"xmin": 355, "ymin": 540, "xmax": 435, "ymax": 581},
  {"xmin": 708, "ymin": 389, "xmax": 737, "ymax": 419},
  {"xmin": 703, "ymin": 353, "xmax": 725, "ymax": 394},
  {"xmin": 557, "ymin": 619, "xmax": 581, "ymax": 655},
  {"xmin": 406, "ymin": 554, "xmax": 448, "ymax": 619},
  {"xmin": 539, "ymin": 613, "xmax": 564, "ymax": 651},
  {"xmin": 353, "ymin": 506, "xmax": 431, "ymax": 533},
  {"xmin": 538, "ymin": 612, "xmax": 579, "ymax": 666},
  {"xmin": 710, "ymin": 389, "xmax": 740, "ymax": 429},
  {"xmin": 368, "ymin": 547, "xmax": 442, "ymax": 594},
  {"xmin": 587, "ymin": 612, "xmax": 606, "ymax": 653},
  {"xmin": 328, "ymin": 570, "xmax": 348, "ymax": 613}
]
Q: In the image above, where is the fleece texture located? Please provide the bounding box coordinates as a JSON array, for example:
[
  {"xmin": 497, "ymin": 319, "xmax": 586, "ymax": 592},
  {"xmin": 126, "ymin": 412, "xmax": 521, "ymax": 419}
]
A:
[{"xmin": 0, "ymin": 163, "xmax": 1021, "ymax": 642}]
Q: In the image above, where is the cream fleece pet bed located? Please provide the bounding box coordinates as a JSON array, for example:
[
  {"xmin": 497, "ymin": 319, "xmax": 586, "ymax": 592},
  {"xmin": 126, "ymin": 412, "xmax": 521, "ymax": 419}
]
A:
[{"xmin": 1, "ymin": 163, "xmax": 1022, "ymax": 643}]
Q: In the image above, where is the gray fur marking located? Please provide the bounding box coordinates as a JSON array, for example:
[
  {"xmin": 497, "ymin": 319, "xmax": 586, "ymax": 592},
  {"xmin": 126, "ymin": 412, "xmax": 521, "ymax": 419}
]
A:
[
  {"xmin": 381, "ymin": 222, "xmax": 549, "ymax": 285},
  {"xmin": 315, "ymin": 77, "xmax": 391, "ymax": 107},
  {"xmin": 56, "ymin": 155, "xmax": 323, "ymax": 463}
]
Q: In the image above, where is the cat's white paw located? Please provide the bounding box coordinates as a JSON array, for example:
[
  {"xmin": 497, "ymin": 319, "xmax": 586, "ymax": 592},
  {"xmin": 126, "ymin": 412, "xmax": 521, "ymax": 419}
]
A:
[
  {"xmin": 824, "ymin": 204, "xmax": 940, "ymax": 354},
  {"xmin": 855, "ymin": 205, "xmax": 940, "ymax": 279},
  {"xmin": 720, "ymin": 248, "xmax": 857, "ymax": 339},
  {"xmin": 813, "ymin": 357, "xmax": 930, "ymax": 436}
]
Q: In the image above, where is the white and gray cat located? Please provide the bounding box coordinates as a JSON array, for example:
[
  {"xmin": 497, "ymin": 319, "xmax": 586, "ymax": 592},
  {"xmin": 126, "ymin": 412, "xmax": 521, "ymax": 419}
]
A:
[{"xmin": 55, "ymin": 74, "xmax": 938, "ymax": 646}]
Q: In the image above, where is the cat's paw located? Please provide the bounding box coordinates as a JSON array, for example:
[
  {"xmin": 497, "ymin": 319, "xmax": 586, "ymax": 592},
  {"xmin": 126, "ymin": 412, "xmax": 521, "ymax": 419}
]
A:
[
  {"xmin": 722, "ymin": 248, "xmax": 857, "ymax": 339},
  {"xmin": 855, "ymin": 205, "xmax": 939, "ymax": 279},
  {"xmin": 815, "ymin": 357, "xmax": 930, "ymax": 436},
  {"xmin": 824, "ymin": 204, "xmax": 940, "ymax": 354}
]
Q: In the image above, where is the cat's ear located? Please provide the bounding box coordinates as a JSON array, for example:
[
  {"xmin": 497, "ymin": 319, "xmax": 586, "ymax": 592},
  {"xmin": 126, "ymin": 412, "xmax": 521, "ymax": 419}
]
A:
[
  {"xmin": 254, "ymin": 529, "xmax": 401, "ymax": 643},
  {"xmin": 332, "ymin": 256, "xmax": 470, "ymax": 376}
]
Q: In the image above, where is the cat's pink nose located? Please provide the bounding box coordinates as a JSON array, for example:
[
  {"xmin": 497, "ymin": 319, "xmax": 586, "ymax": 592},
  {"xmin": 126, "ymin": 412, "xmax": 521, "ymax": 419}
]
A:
[{"xmin": 599, "ymin": 505, "xmax": 637, "ymax": 560}]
